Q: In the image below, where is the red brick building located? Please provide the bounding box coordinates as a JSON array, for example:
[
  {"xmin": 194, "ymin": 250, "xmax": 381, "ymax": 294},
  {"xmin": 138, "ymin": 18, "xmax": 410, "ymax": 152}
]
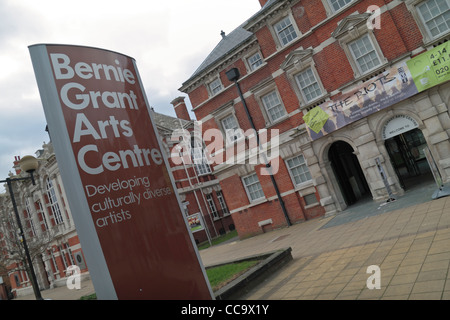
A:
[
  {"xmin": 153, "ymin": 104, "xmax": 235, "ymax": 245},
  {"xmin": 179, "ymin": 0, "xmax": 450, "ymax": 238},
  {"xmin": 0, "ymin": 147, "xmax": 89, "ymax": 298},
  {"xmin": 0, "ymin": 104, "xmax": 235, "ymax": 298}
]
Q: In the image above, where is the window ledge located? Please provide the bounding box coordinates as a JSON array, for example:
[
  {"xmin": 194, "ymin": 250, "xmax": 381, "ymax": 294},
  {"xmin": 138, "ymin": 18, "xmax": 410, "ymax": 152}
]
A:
[
  {"xmin": 305, "ymin": 202, "xmax": 321, "ymax": 210},
  {"xmin": 247, "ymin": 198, "xmax": 268, "ymax": 208},
  {"xmin": 265, "ymin": 114, "xmax": 290, "ymax": 129},
  {"xmin": 300, "ymin": 93, "xmax": 331, "ymax": 112},
  {"xmin": 423, "ymin": 34, "xmax": 450, "ymax": 49},
  {"xmin": 293, "ymin": 180, "xmax": 314, "ymax": 192}
]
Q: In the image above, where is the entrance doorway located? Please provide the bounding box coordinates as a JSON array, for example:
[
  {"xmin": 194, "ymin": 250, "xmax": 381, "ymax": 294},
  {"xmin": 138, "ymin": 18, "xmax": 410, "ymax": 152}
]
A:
[
  {"xmin": 385, "ymin": 128, "xmax": 432, "ymax": 189},
  {"xmin": 328, "ymin": 141, "xmax": 371, "ymax": 206}
]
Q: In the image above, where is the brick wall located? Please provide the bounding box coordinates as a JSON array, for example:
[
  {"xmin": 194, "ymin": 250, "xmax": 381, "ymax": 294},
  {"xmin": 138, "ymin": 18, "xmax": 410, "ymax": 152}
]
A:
[{"xmin": 182, "ymin": 0, "xmax": 430, "ymax": 238}]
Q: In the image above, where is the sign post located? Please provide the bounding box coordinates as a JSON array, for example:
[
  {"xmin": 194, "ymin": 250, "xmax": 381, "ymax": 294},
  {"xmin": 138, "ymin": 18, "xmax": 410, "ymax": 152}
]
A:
[
  {"xmin": 29, "ymin": 44, "xmax": 213, "ymax": 299},
  {"xmin": 375, "ymin": 158, "xmax": 396, "ymax": 203},
  {"xmin": 424, "ymin": 147, "xmax": 450, "ymax": 200}
]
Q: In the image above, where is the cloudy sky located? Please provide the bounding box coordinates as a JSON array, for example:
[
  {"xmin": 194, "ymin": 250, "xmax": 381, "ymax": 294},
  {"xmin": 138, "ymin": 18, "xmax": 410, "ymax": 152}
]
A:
[{"xmin": 0, "ymin": 0, "xmax": 261, "ymax": 189}]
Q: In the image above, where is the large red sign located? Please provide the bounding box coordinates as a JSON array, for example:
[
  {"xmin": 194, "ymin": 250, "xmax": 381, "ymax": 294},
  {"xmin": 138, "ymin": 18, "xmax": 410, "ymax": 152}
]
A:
[{"xmin": 29, "ymin": 44, "xmax": 212, "ymax": 299}]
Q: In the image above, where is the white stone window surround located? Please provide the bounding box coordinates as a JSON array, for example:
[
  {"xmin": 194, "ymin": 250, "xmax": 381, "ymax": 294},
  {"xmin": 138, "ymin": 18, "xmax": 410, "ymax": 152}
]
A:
[
  {"xmin": 221, "ymin": 114, "xmax": 244, "ymax": 144},
  {"xmin": 242, "ymin": 173, "xmax": 265, "ymax": 202},
  {"xmin": 281, "ymin": 48, "xmax": 329, "ymax": 110},
  {"xmin": 403, "ymin": 0, "xmax": 450, "ymax": 46},
  {"xmin": 252, "ymin": 78, "xmax": 289, "ymax": 127},
  {"xmin": 295, "ymin": 67, "xmax": 324, "ymax": 102},
  {"xmin": 285, "ymin": 154, "xmax": 313, "ymax": 187},
  {"xmin": 322, "ymin": 0, "xmax": 356, "ymax": 16},
  {"xmin": 207, "ymin": 76, "xmax": 223, "ymax": 97},
  {"xmin": 267, "ymin": 10, "xmax": 302, "ymax": 51},
  {"xmin": 212, "ymin": 100, "xmax": 245, "ymax": 146},
  {"xmin": 274, "ymin": 15, "xmax": 299, "ymax": 46},
  {"xmin": 332, "ymin": 12, "xmax": 388, "ymax": 79},
  {"xmin": 247, "ymin": 51, "xmax": 264, "ymax": 71},
  {"xmin": 262, "ymin": 90, "xmax": 287, "ymax": 123},
  {"xmin": 348, "ymin": 33, "xmax": 383, "ymax": 75}
]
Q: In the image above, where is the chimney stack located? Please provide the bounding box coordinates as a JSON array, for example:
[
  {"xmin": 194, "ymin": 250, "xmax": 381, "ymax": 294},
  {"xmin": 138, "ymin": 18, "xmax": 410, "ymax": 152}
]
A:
[
  {"xmin": 13, "ymin": 156, "xmax": 21, "ymax": 175},
  {"xmin": 171, "ymin": 96, "xmax": 191, "ymax": 121}
]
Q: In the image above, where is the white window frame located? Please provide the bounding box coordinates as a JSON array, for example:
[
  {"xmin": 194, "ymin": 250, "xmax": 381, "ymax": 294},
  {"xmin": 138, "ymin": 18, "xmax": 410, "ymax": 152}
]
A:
[
  {"xmin": 286, "ymin": 154, "xmax": 313, "ymax": 187},
  {"xmin": 273, "ymin": 15, "xmax": 298, "ymax": 47},
  {"xmin": 216, "ymin": 191, "xmax": 230, "ymax": 215},
  {"xmin": 46, "ymin": 177, "xmax": 64, "ymax": 225},
  {"xmin": 251, "ymin": 78, "xmax": 289, "ymax": 127},
  {"xmin": 66, "ymin": 243, "xmax": 76, "ymax": 265},
  {"xmin": 191, "ymin": 138, "xmax": 212, "ymax": 176},
  {"xmin": 295, "ymin": 67, "xmax": 325, "ymax": 103},
  {"xmin": 332, "ymin": 13, "xmax": 388, "ymax": 79},
  {"xmin": 261, "ymin": 90, "xmax": 288, "ymax": 124},
  {"xmin": 242, "ymin": 173, "xmax": 265, "ymax": 202},
  {"xmin": 281, "ymin": 48, "xmax": 329, "ymax": 110},
  {"xmin": 220, "ymin": 113, "xmax": 243, "ymax": 144},
  {"xmin": 267, "ymin": 11, "xmax": 301, "ymax": 50},
  {"xmin": 403, "ymin": 0, "xmax": 450, "ymax": 46},
  {"xmin": 206, "ymin": 194, "xmax": 219, "ymax": 219},
  {"xmin": 247, "ymin": 52, "xmax": 264, "ymax": 71},
  {"xmin": 348, "ymin": 34, "xmax": 383, "ymax": 75},
  {"xmin": 416, "ymin": 0, "xmax": 450, "ymax": 40},
  {"xmin": 327, "ymin": 0, "xmax": 354, "ymax": 13},
  {"xmin": 208, "ymin": 77, "xmax": 223, "ymax": 96}
]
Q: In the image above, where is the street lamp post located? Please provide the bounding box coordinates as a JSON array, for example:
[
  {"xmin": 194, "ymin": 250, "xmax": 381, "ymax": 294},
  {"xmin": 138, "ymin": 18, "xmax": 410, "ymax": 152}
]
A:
[
  {"xmin": 1, "ymin": 155, "xmax": 43, "ymax": 300},
  {"xmin": 225, "ymin": 68, "xmax": 292, "ymax": 227}
]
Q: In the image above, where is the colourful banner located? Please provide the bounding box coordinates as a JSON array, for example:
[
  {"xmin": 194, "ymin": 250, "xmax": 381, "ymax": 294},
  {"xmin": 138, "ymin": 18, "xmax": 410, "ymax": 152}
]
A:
[
  {"xmin": 304, "ymin": 62, "xmax": 418, "ymax": 140},
  {"xmin": 407, "ymin": 42, "xmax": 450, "ymax": 92},
  {"xmin": 304, "ymin": 42, "xmax": 450, "ymax": 141}
]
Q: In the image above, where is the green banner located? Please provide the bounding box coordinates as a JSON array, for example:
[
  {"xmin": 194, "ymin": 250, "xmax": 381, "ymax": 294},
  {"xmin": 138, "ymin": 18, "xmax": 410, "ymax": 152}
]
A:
[
  {"xmin": 303, "ymin": 106, "xmax": 329, "ymax": 133},
  {"xmin": 407, "ymin": 42, "xmax": 450, "ymax": 92}
]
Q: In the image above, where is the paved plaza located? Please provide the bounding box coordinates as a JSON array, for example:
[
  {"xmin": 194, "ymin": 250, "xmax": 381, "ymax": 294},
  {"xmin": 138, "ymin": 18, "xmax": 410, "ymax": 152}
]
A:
[{"xmin": 14, "ymin": 180, "xmax": 450, "ymax": 300}]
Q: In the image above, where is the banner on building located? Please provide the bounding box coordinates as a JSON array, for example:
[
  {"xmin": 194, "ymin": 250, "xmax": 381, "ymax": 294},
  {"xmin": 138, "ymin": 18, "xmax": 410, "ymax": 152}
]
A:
[
  {"xmin": 304, "ymin": 62, "xmax": 418, "ymax": 140},
  {"xmin": 304, "ymin": 42, "xmax": 450, "ymax": 140},
  {"xmin": 407, "ymin": 42, "xmax": 450, "ymax": 92},
  {"xmin": 29, "ymin": 44, "xmax": 213, "ymax": 300},
  {"xmin": 188, "ymin": 213, "xmax": 205, "ymax": 233}
]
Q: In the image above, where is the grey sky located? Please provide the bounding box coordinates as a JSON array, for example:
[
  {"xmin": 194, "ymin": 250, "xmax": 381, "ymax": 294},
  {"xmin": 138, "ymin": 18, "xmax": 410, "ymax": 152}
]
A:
[{"xmin": 0, "ymin": 0, "xmax": 260, "ymax": 190}]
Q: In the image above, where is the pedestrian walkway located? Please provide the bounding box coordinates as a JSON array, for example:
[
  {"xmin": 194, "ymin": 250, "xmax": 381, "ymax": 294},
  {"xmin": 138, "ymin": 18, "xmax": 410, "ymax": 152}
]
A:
[
  {"xmin": 200, "ymin": 181, "xmax": 450, "ymax": 300},
  {"xmin": 13, "ymin": 181, "xmax": 450, "ymax": 300},
  {"xmin": 13, "ymin": 278, "xmax": 95, "ymax": 300}
]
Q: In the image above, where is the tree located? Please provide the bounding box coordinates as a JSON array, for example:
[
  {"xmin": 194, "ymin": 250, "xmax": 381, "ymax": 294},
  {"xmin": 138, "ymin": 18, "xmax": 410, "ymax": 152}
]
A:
[{"xmin": 0, "ymin": 182, "xmax": 55, "ymax": 289}]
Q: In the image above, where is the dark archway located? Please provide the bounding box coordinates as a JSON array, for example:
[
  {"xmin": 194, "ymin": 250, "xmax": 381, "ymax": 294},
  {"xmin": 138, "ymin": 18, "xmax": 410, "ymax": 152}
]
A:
[{"xmin": 328, "ymin": 141, "xmax": 371, "ymax": 206}]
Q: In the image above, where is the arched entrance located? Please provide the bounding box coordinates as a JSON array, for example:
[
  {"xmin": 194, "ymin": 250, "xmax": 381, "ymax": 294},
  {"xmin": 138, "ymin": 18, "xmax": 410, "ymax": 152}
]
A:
[
  {"xmin": 328, "ymin": 141, "xmax": 371, "ymax": 206},
  {"xmin": 384, "ymin": 127, "xmax": 432, "ymax": 189}
]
